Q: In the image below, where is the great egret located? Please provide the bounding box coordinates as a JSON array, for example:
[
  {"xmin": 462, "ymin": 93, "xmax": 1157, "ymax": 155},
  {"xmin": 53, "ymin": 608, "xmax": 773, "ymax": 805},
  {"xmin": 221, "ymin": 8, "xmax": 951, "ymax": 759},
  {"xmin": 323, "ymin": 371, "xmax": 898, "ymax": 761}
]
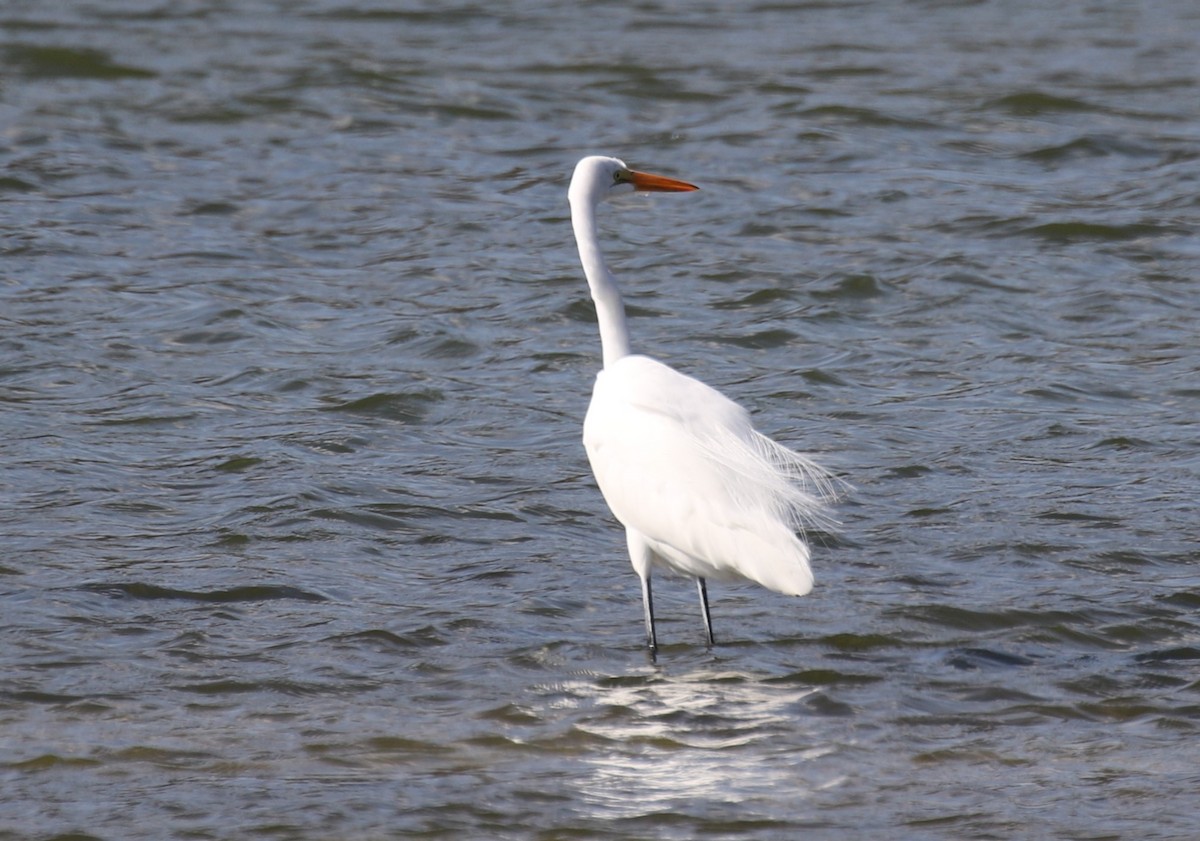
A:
[{"xmin": 569, "ymin": 155, "xmax": 838, "ymax": 654}]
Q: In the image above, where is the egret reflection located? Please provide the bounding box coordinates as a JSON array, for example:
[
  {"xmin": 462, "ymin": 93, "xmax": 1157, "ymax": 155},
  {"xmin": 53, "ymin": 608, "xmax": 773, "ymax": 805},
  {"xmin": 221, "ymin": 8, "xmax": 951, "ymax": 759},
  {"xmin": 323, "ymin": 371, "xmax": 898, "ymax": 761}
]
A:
[{"xmin": 551, "ymin": 669, "xmax": 844, "ymax": 819}]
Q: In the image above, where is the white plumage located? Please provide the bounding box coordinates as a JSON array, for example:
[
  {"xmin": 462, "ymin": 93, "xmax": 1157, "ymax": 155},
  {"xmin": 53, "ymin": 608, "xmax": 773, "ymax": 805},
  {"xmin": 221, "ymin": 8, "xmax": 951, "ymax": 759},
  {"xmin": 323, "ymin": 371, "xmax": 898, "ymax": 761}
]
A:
[{"xmin": 569, "ymin": 155, "xmax": 838, "ymax": 652}]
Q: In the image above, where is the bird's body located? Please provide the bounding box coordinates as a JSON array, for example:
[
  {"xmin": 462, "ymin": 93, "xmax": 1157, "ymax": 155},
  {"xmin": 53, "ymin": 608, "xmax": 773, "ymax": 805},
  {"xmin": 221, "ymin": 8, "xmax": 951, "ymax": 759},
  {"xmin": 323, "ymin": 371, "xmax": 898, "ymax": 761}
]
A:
[
  {"xmin": 585, "ymin": 353, "xmax": 822, "ymax": 595},
  {"xmin": 568, "ymin": 155, "xmax": 836, "ymax": 652}
]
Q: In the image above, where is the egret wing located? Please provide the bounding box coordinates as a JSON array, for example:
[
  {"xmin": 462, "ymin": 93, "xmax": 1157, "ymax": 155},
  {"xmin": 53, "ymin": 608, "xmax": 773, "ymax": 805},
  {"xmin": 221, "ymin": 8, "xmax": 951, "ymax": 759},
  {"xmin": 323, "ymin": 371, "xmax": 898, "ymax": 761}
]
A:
[{"xmin": 583, "ymin": 355, "xmax": 831, "ymax": 595}]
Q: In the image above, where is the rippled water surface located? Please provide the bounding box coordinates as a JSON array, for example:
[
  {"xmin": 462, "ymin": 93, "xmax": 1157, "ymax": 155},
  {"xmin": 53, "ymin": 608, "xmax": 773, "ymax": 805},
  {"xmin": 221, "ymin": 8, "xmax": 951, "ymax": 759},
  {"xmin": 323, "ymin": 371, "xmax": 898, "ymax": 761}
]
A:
[{"xmin": 3, "ymin": 1, "xmax": 1199, "ymax": 838}]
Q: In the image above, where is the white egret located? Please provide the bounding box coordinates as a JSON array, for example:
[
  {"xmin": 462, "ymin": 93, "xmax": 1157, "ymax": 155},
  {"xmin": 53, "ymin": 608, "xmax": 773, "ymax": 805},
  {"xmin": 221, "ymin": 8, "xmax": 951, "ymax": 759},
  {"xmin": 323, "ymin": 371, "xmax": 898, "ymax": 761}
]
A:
[{"xmin": 569, "ymin": 155, "xmax": 838, "ymax": 653}]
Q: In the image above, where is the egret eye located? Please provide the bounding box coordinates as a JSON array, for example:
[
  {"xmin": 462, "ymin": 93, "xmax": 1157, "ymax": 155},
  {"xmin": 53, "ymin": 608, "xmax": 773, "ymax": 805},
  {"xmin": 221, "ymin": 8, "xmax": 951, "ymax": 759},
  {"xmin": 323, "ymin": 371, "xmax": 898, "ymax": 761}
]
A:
[{"xmin": 613, "ymin": 170, "xmax": 625, "ymax": 184}]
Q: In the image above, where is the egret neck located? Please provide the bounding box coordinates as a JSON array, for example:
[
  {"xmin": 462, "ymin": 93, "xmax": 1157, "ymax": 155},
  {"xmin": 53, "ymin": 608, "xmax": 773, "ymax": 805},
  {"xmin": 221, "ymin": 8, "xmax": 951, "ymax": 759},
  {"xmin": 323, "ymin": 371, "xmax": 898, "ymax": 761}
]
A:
[{"xmin": 570, "ymin": 194, "xmax": 632, "ymax": 369}]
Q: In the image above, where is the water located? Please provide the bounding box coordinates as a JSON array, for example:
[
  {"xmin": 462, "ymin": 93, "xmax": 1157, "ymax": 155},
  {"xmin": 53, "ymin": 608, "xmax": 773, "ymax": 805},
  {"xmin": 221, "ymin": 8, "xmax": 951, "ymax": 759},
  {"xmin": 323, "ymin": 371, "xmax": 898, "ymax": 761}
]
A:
[{"xmin": 2, "ymin": 1, "xmax": 1198, "ymax": 838}]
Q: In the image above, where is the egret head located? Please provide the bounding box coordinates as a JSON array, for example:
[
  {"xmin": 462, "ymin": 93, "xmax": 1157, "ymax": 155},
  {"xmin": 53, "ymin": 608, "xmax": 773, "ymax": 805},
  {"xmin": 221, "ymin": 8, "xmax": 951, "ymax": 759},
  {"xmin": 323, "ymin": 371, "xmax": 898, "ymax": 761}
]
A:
[{"xmin": 569, "ymin": 155, "xmax": 698, "ymax": 209}]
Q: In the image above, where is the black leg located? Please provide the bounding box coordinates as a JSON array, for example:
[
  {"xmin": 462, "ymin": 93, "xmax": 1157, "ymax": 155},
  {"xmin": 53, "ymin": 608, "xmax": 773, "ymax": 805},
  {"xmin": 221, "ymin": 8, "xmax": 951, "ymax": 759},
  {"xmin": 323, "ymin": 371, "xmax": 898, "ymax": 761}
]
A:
[
  {"xmin": 640, "ymin": 574, "xmax": 658, "ymax": 654},
  {"xmin": 696, "ymin": 577, "xmax": 714, "ymax": 646}
]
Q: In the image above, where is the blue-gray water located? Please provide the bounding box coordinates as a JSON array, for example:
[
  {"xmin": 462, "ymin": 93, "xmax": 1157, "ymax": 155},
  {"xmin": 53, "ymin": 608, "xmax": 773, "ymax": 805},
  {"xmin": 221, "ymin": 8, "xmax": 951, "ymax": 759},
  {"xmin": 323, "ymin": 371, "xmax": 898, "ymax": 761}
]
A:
[{"xmin": 3, "ymin": 1, "xmax": 1198, "ymax": 839}]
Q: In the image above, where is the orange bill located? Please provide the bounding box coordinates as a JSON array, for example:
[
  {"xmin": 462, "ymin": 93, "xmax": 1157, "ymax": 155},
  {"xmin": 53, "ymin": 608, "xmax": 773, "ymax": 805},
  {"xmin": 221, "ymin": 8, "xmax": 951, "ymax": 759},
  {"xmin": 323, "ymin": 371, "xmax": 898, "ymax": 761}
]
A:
[{"xmin": 627, "ymin": 169, "xmax": 699, "ymax": 193}]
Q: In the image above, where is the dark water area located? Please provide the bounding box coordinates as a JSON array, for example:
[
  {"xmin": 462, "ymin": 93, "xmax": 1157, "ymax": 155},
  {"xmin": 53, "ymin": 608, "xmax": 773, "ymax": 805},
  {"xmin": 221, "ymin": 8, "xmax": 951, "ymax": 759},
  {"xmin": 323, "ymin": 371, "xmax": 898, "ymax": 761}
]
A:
[{"xmin": 2, "ymin": 1, "xmax": 1198, "ymax": 839}]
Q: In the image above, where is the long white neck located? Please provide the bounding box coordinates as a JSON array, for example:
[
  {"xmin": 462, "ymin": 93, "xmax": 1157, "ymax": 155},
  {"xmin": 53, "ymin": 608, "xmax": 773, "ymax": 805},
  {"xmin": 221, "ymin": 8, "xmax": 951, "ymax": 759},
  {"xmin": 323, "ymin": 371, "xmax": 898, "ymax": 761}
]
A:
[{"xmin": 571, "ymin": 197, "xmax": 632, "ymax": 369}]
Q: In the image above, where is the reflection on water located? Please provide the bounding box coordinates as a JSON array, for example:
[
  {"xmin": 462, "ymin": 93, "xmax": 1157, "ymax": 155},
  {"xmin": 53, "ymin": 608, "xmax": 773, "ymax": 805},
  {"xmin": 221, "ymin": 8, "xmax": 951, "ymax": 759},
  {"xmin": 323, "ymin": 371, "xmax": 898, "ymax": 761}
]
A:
[{"xmin": 554, "ymin": 670, "xmax": 844, "ymax": 820}]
